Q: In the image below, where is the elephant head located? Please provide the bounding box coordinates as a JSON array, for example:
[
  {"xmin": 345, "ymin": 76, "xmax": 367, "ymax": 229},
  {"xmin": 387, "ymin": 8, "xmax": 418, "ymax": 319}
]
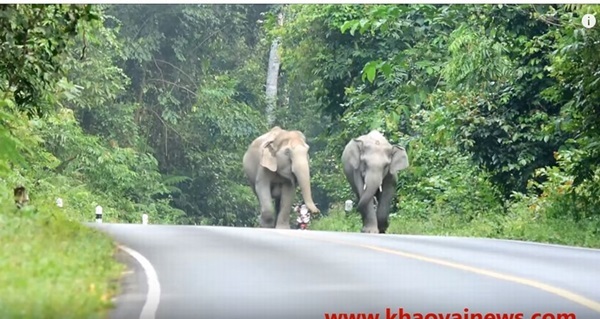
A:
[
  {"xmin": 348, "ymin": 130, "xmax": 409, "ymax": 212},
  {"xmin": 258, "ymin": 129, "xmax": 320, "ymax": 214}
]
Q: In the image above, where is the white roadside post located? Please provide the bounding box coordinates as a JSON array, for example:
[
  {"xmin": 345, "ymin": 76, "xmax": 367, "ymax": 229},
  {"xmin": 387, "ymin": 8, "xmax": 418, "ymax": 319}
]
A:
[
  {"xmin": 344, "ymin": 199, "xmax": 353, "ymax": 216},
  {"xmin": 142, "ymin": 213, "xmax": 148, "ymax": 225},
  {"xmin": 95, "ymin": 205, "xmax": 103, "ymax": 223},
  {"xmin": 56, "ymin": 198, "xmax": 63, "ymax": 208}
]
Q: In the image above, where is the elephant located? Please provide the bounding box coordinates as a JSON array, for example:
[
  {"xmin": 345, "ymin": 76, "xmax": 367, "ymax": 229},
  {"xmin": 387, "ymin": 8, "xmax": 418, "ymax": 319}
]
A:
[
  {"xmin": 243, "ymin": 126, "xmax": 320, "ymax": 228},
  {"xmin": 341, "ymin": 130, "xmax": 409, "ymax": 234}
]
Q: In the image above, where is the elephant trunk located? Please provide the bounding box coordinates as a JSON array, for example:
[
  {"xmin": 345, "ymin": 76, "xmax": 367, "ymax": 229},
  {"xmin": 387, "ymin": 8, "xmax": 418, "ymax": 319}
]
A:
[
  {"xmin": 357, "ymin": 172, "xmax": 383, "ymax": 211},
  {"xmin": 292, "ymin": 152, "xmax": 319, "ymax": 213}
]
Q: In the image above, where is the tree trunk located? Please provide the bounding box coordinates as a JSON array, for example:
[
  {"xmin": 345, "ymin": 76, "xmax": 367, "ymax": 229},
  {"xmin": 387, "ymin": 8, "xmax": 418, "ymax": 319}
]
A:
[{"xmin": 265, "ymin": 11, "xmax": 284, "ymax": 127}]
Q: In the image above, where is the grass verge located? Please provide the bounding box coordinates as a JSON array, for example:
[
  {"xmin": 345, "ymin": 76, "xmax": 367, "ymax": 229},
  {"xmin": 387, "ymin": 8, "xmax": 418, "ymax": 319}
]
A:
[
  {"xmin": 0, "ymin": 199, "xmax": 124, "ymax": 319},
  {"xmin": 311, "ymin": 205, "xmax": 600, "ymax": 249}
]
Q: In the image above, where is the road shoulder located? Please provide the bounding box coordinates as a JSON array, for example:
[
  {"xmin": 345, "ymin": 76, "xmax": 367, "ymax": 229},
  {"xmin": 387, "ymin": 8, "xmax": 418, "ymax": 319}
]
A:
[{"xmin": 109, "ymin": 247, "xmax": 149, "ymax": 319}]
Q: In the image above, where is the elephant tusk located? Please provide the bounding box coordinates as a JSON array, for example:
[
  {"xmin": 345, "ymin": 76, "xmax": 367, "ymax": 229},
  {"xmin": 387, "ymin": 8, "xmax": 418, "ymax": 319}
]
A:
[{"xmin": 363, "ymin": 184, "xmax": 383, "ymax": 192}]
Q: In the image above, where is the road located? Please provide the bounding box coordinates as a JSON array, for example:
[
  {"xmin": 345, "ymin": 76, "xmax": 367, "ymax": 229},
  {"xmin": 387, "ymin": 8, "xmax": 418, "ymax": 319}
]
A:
[{"xmin": 89, "ymin": 223, "xmax": 600, "ymax": 319}]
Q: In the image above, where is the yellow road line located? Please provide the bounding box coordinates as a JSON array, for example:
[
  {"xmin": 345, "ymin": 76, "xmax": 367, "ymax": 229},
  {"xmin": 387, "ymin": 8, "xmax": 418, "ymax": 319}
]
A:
[{"xmin": 278, "ymin": 230, "xmax": 600, "ymax": 314}]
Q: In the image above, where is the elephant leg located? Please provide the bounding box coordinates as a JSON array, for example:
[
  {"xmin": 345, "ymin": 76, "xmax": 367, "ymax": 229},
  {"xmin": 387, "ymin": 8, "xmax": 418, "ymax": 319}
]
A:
[
  {"xmin": 272, "ymin": 184, "xmax": 283, "ymax": 224},
  {"xmin": 256, "ymin": 173, "xmax": 276, "ymax": 228},
  {"xmin": 275, "ymin": 182, "xmax": 294, "ymax": 229},
  {"xmin": 375, "ymin": 175, "xmax": 397, "ymax": 234},
  {"xmin": 274, "ymin": 197, "xmax": 281, "ymax": 221}
]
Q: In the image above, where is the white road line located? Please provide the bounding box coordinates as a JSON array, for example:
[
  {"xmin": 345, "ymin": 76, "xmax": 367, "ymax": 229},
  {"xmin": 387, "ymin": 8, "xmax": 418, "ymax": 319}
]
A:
[{"xmin": 118, "ymin": 245, "xmax": 161, "ymax": 319}]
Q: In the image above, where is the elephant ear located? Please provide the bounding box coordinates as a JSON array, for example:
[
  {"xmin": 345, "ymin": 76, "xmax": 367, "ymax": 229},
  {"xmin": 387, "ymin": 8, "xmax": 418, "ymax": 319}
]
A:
[
  {"xmin": 348, "ymin": 138, "xmax": 363, "ymax": 169},
  {"xmin": 390, "ymin": 145, "xmax": 409, "ymax": 175},
  {"xmin": 260, "ymin": 140, "xmax": 278, "ymax": 172}
]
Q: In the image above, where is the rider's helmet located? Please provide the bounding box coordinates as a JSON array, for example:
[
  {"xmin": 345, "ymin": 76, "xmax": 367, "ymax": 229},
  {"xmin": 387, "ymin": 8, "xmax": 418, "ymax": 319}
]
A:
[{"xmin": 300, "ymin": 204, "xmax": 309, "ymax": 216}]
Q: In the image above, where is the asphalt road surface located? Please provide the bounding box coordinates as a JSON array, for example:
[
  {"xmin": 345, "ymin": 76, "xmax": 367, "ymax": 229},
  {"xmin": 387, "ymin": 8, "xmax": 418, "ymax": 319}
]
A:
[{"xmin": 89, "ymin": 223, "xmax": 600, "ymax": 319}]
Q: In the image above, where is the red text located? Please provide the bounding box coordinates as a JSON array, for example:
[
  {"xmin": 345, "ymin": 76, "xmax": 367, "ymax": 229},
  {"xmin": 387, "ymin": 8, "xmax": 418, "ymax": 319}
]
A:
[{"xmin": 323, "ymin": 308, "xmax": 577, "ymax": 319}]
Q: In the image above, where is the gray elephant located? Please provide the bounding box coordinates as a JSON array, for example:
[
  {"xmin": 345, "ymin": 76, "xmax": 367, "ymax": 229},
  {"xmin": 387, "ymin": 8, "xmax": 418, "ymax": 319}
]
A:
[
  {"xmin": 341, "ymin": 130, "xmax": 409, "ymax": 234},
  {"xmin": 243, "ymin": 126, "xmax": 320, "ymax": 228}
]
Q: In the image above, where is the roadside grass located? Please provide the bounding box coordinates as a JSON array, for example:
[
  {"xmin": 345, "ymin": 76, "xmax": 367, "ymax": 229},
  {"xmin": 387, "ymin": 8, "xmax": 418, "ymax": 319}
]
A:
[
  {"xmin": 311, "ymin": 206, "xmax": 600, "ymax": 249},
  {"xmin": 0, "ymin": 198, "xmax": 124, "ymax": 319}
]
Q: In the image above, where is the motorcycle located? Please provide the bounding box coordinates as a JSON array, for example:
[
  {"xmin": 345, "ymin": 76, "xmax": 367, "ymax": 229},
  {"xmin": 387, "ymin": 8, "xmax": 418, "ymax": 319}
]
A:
[{"xmin": 295, "ymin": 204, "xmax": 311, "ymax": 230}]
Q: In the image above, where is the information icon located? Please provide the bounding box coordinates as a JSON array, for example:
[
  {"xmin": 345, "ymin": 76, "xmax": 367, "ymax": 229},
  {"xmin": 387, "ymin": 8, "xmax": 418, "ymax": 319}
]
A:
[{"xmin": 582, "ymin": 14, "xmax": 596, "ymax": 29}]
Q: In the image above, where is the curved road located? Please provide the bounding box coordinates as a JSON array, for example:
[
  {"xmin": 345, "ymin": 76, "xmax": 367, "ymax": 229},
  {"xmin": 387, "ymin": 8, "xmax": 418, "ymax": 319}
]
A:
[{"xmin": 89, "ymin": 224, "xmax": 600, "ymax": 319}]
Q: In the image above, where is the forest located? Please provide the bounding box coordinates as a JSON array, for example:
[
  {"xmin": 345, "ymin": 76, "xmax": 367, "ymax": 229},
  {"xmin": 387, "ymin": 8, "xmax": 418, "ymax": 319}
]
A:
[{"xmin": 1, "ymin": 4, "xmax": 599, "ymax": 316}]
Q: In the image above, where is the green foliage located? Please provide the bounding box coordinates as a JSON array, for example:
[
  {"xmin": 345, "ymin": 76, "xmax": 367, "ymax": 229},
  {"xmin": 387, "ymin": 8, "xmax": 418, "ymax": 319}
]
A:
[
  {"xmin": 4, "ymin": 6, "xmax": 600, "ymax": 316},
  {"xmin": 270, "ymin": 4, "xmax": 600, "ymax": 248},
  {"xmin": 511, "ymin": 149, "xmax": 600, "ymax": 224},
  {"xmin": 96, "ymin": 4, "xmax": 271, "ymax": 225},
  {"xmin": 0, "ymin": 5, "xmax": 187, "ymax": 316},
  {"xmin": 0, "ymin": 4, "xmax": 99, "ymax": 116},
  {"xmin": 396, "ymin": 100, "xmax": 504, "ymax": 220},
  {"xmin": 175, "ymin": 75, "xmax": 266, "ymax": 225},
  {"xmin": 310, "ymin": 205, "xmax": 363, "ymax": 233},
  {"xmin": 0, "ymin": 98, "xmax": 29, "ymax": 173},
  {"xmin": 2, "ymin": 4, "xmax": 600, "ymax": 296},
  {"xmin": 0, "ymin": 183, "xmax": 123, "ymax": 319},
  {"xmin": 314, "ymin": 203, "xmax": 600, "ymax": 248}
]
